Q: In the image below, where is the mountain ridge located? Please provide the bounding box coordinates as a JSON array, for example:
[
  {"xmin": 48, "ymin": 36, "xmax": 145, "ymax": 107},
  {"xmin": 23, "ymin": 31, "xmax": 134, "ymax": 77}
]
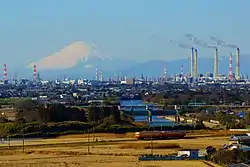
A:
[
  {"xmin": 18, "ymin": 54, "xmax": 248, "ymax": 80},
  {"xmin": 12, "ymin": 41, "xmax": 247, "ymax": 79}
]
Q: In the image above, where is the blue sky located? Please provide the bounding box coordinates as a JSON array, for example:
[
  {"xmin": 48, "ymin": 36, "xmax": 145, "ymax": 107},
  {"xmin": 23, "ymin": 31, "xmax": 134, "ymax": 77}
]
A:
[{"xmin": 0, "ymin": 0, "xmax": 250, "ymax": 68}]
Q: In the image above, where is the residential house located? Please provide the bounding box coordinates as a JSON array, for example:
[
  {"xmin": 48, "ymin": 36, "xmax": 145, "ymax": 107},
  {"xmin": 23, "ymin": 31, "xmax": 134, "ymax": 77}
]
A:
[
  {"xmin": 177, "ymin": 149, "xmax": 199, "ymax": 159},
  {"xmin": 229, "ymin": 134, "xmax": 250, "ymax": 145}
]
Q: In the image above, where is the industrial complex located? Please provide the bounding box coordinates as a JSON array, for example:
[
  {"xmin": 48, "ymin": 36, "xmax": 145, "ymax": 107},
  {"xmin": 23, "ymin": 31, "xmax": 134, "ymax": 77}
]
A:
[
  {"xmin": 185, "ymin": 47, "xmax": 241, "ymax": 83},
  {"xmin": 0, "ymin": 35, "xmax": 246, "ymax": 86}
]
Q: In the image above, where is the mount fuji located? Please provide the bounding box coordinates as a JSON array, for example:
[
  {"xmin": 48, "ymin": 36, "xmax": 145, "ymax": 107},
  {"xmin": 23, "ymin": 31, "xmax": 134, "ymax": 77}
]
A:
[{"xmin": 9, "ymin": 41, "xmax": 250, "ymax": 80}]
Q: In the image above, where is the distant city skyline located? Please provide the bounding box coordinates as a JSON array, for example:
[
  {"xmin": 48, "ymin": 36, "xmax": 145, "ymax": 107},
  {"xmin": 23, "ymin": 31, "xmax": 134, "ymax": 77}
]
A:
[{"xmin": 0, "ymin": 0, "xmax": 250, "ymax": 70}]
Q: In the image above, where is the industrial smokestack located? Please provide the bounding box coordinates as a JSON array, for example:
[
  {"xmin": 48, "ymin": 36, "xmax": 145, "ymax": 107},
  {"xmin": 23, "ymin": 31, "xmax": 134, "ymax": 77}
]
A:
[
  {"xmin": 163, "ymin": 66, "xmax": 167, "ymax": 81},
  {"xmin": 95, "ymin": 67, "xmax": 99, "ymax": 81},
  {"xmin": 235, "ymin": 48, "xmax": 240, "ymax": 80},
  {"xmin": 100, "ymin": 71, "xmax": 103, "ymax": 82},
  {"xmin": 213, "ymin": 48, "xmax": 218, "ymax": 79},
  {"xmin": 33, "ymin": 65, "xmax": 37, "ymax": 82},
  {"xmin": 228, "ymin": 53, "xmax": 233, "ymax": 80},
  {"xmin": 193, "ymin": 48, "xmax": 198, "ymax": 79},
  {"xmin": 180, "ymin": 64, "xmax": 184, "ymax": 80},
  {"xmin": 190, "ymin": 47, "xmax": 194, "ymax": 77},
  {"xmin": 3, "ymin": 64, "xmax": 7, "ymax": 82}
]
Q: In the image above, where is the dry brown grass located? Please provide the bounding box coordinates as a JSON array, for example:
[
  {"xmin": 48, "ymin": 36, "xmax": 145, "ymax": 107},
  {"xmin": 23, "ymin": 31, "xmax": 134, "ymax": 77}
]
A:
[
  {"xmin": 0, "ymin": 135, "xmax": 228, "ymax": 156},
  {"xmin": 0, "ymin": 155, "xmax": 220, "ymax": 167},
  {"xmin": 57, "ymin": 133, "xmax": 117, "ymax": 139},
  {"xmin": 57, "ymin": 132, "xmax": 136, "ymax": 139},
  {"xmin": 188, "ymin": 129, "xmax": 249, "ymax": 137},
  {"xmin": 119, "ymin": 143, "xmax": 180, "ymax": 149},
  {"xmin": 0, "ymin": 161, "xmax": 219, "ymax": 167},
  {"xmin": 0, "ymin": 132, "xmax": 229, "ymax": 167},
  {"xmin": 0, "ymin": 135, "xmax": 228, "ymax": 160},
  {"xmin": 55, "ymin": 129, "xmax": 247, "ymax": 140}
]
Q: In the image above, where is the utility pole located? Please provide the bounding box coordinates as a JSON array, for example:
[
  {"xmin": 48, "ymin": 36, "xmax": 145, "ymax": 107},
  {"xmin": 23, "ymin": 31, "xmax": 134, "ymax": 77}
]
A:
[
  {"xmin": 8, "ymin": 135, "xmax": 10, "ymax": 148},
  {"xmin": 149, "ymin": 126, "xmax": 153, "ymax": 155},
  {"xmin": 150, "ymin": 135, "xmax": 153, "ymax": 155},
  {"xmin": 22, "ymin": 134, "xmax": 24, "ymax": 153},
  {"xmin": 92, "ymin": 127, "xmax": 95, "ymax": 142},
  {"xmin": 87, "ymin": 129, "xmax": 90, "ymax": 154},
  {"xmin": 225, "ymin": 121, "xmax": 228, "ymax": 137}
]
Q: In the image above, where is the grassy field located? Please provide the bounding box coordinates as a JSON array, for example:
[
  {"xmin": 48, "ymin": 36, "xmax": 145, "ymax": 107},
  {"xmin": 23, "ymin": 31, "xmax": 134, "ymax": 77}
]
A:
[
  {"xmin": 0, "ymin": 97, "xmax": 31, "ymax": 105},
  {"xmin": 0, "ymin": 155, "xmax": 221, "ymax": 167},
  {"xmin": 0, "ymin": 132, "xmax": 227, "ymax": 166},
  {"xmin": 0, "ymin": 132, "xmax": 229, "ymax": 149}
]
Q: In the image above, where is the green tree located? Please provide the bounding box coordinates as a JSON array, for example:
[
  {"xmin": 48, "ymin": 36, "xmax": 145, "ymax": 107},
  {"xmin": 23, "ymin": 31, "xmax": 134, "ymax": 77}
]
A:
[
  {"xmin": 245, "ymin": 112, "xmax": 250, "ymax": 124},
  {"xmin": 14, "ymin": 99, "xmax": 38, "ymax": 111},
  {"xmin": 179, "ymin": 106, "xmax": 186, "ymax": 116},
  {"xmin": 110, "ymin": 105, "xmax": 121, "ymax": 123},
  {"xmin": 212, "ymin": 149, "xmax": 244, "ymax": 165},
  {"xmin": 216, "ymin": 112, "xmax": 238, "ymax": 129},
  {"xmin": 100, "ymin": 107, "xmax": 110, "ymax": 119},
  {"xmin": 88, "ymin": 107, "xmax": 101, "ymax": 123}
]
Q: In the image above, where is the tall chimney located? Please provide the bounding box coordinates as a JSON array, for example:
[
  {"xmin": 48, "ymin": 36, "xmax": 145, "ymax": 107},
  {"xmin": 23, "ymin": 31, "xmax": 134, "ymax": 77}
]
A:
[
  {"xmin": 163, "ymin": 66, "xmax": 167, "ymax": 81},
  {"xmin": 180, "ymin": 64, "xmax": 184, "ymax": 80},
  {"xmin": 193, "ymin": 48, "xmax": 198, "ymax": 79},
  {"xmin": 235, "ymin": 48, "xmax": 240, "ymax": 80},
  {"xmin": 213, "ymin": 48, "xmax": 218, "ymax": 79},
  {"xmin": 190, "ymin": 47, "xmax": 194, "ymax": 77},
  {"xmin": 3, "ymin": 64, "xmax": 7, "ymax": 83},
  {"xmin": 100, "ymin": 71, "xmax": 103, "ymax": 82},
  {"xmin": 228, "ymin": 53, "xmax": 233, "ymax": 80},
  {"xmin": 33, "ymin": 65, "xmax": 37, "ymax": 82},
  {"xmin": 95, "ymin": 67, "xmax": 99, "ymax": 81}
]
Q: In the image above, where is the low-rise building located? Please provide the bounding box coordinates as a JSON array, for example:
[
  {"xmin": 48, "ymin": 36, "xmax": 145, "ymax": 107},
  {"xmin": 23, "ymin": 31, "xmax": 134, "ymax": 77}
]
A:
[
  {"xmin": 178, "ymin": 149, "xmax": 199, "ymax": 159},
  {"xmin": 229, "ymin": 134, "xmax": 250, "ymax": 145}
]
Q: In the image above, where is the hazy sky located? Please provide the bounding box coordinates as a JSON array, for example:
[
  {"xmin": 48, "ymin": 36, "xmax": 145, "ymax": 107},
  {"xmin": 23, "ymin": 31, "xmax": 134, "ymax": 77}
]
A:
[{"xmin": 0, "ymin": 0, "xmax": 250, "ymax": 69}]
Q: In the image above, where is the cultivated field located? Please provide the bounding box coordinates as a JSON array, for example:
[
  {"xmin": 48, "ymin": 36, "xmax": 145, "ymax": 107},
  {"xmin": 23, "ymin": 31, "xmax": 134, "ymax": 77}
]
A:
[
  {"xmin": 0, "ymin": 132, "xmax": 227, "ymax": 166},
  {"xmin": 0, "ymin": 155, "xmax": 220, "ymax": 167}
]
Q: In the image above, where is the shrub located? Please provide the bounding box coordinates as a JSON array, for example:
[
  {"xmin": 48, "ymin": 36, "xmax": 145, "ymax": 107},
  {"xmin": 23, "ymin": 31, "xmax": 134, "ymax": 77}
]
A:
[
  {"xmin": 0, "ymin": 121, "xmax": 91, "ymax": 138},
  {"xmin": 211, "ymin": 149, "xmax": 244, "ymax": 165}
]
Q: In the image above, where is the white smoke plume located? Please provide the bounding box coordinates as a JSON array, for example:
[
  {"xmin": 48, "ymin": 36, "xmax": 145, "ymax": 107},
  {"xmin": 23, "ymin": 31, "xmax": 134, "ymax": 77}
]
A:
[
  {"xmin": 210, "ymin": 36, "xmax": 227, "ymax": 46},
  {"xmin": 206, "ymin": 45, "xmax": 217, "ymax": 49},
  {"xmin": 210, "ymin": 36, "xmax": 237, "ymax": 48},
  {"xmin": 178, "ymin": 43, "xmax": 193, "ymax": 49},
  {"xmin": 169, "ymin": 39, "xmax": 193, "ymax": 49},
  {"xmin": 90, "ymin": 43, "xmax": 112, "ymax": 60},
  {"xmin": 184, "ymin": 33, "xmax": 207, "ymax": 48}
]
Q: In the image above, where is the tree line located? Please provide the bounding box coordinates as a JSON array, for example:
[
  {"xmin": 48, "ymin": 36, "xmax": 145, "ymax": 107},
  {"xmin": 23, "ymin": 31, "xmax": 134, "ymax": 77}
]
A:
[
  {"xmin": 11, "ymin": 99, "xmax": 121, "ymax": 124},
  {"xmin": 143, "ymin": 87, "xmax": 250, "ymax": 106},
  {"xmin": 177, "ymin": 105, "xmax": 250, "ymax": 129},
  {"xmin": 0, "ymin": 99, "xmax": 124, "ymax": 138}
]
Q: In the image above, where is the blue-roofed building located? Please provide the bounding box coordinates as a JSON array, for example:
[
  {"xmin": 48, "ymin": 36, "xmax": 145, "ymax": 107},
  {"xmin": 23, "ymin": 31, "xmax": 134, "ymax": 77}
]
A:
[
  {"xmin": 120, "ymin": 100, "xmax": 144, "ymax": 106},
  {"xmin": 237, "ymin": 111, "xmax": 247, "ymax": 118}
]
